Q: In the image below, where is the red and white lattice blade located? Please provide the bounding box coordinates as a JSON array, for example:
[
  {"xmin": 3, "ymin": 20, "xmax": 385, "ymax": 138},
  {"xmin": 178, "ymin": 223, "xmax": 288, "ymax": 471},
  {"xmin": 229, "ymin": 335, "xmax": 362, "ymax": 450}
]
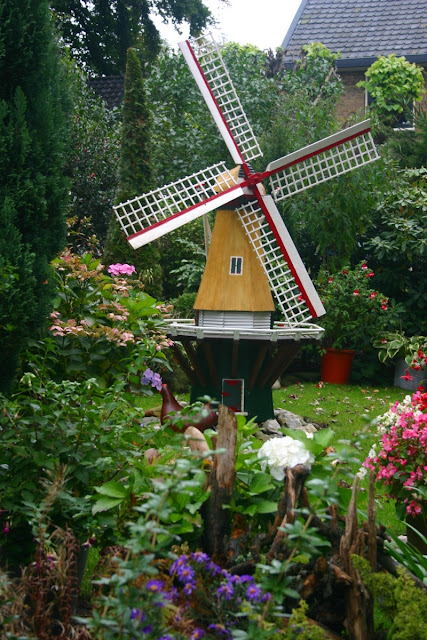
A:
[
  {"xmin": 179, "ymin": 34, "xmax": 262, "ymax": 165},
  {"xmin": 266, "ymin": 120, "xmax": 379, "ymax": 201},
  {"xmin": 113, "ymin": 163, "xmax": 243, "ymax": 249},
  {"xmin": 236, "ymin": 194, "xmax": 325, "ymax": 324}
]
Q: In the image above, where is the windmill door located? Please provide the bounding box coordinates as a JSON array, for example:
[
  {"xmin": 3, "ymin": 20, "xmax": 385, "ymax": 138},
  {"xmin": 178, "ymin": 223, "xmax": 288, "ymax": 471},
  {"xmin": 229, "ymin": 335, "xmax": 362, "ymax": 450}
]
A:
[{"xmin": 222, "ymin": 378, "xmax": 244, "ymax": 413}]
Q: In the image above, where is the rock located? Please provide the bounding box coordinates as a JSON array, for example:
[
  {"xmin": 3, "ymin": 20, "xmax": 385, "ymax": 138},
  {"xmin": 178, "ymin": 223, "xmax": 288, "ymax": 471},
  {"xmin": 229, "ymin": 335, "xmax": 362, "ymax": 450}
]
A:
[
  {"xmin": 275, "ymin": 408, "xmax": 305, "ymax": 429},
  {"xmin": 260, "ymin": 418, "xmax": 282, "ymax": 436},
  {"xmin": 272, "ymin": 379, "xmax": 282, "ymax": 390},
  {"xmin": 184, "ymin": 426, "xmax": 211, "ymax": 456},
  {"xmin": 294, "ymin": 423, "xmax": 317, "ymax": 435}
]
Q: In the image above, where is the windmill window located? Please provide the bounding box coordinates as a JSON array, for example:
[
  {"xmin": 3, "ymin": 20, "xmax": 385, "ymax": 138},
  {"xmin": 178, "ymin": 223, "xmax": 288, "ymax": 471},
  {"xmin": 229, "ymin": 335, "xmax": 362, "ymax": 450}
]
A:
[{"xmin": 230, "ymin": 256, "xmax": 243, "ymax": 275}]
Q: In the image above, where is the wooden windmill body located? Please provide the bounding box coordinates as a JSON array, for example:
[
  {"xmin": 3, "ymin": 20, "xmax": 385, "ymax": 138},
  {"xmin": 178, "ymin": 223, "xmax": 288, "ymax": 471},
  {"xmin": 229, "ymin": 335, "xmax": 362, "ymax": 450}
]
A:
[{"xmin": 114, "ymin": 34, "xmax": 380, "ymax": 420}]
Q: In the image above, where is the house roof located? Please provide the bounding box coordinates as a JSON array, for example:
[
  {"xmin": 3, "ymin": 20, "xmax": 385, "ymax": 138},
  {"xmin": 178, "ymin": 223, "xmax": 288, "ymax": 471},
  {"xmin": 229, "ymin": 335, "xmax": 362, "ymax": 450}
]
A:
[
  {"xmin": 88, "ymin": 76, "xmax": 124, "ymax": 109},
  {"xmin": 282, "ymin": 0, "xmax": 427, "ymax": 68}
]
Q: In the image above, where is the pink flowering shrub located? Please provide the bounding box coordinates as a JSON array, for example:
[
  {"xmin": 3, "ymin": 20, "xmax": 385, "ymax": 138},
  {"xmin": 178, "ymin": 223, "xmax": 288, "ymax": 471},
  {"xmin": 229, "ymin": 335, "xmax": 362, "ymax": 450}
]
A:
[
  {"xmin": 108, "ymin": 263, "xmax": 136, "ymax": 277},
  {"xmin": 364, "ymin": 389, "xmax": 427, "ymax": 518},
  {"xmin": 28, "ymin": 251, "xmax": 172, "ymax": 388}
]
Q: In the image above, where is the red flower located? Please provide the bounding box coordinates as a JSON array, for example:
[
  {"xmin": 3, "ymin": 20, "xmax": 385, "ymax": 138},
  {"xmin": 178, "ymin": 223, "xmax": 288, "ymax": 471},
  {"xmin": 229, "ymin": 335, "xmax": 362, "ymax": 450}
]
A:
[
  {"xmin": 328, "ymin": 278, "xmax": 333, "ymax": 283},
  {"xmin": 370, "ymin": 292, "xmax": 377, "ymax": 299},
  {"xmin": 353, "ymin": 289, "xmax": 360, "ymax": 296},
  {"xmin": 342, "ymin": 269, "xmax": 348, "ymax": 274},
  {"xmin": 361, "ymin": 262, "xmax": 368, "ymax": 270},
  {"xmin": 401, "ymin": 370, "xmax": 414, "ymax": 381},
  {"xmin": 366, "ymin": 272, "xmax": 375, "ymax": 277}
]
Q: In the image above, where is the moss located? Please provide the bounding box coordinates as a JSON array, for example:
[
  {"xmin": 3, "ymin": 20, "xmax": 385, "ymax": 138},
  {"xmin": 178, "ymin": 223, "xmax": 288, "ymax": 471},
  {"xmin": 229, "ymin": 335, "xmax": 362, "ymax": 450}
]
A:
[
  {"xmin": 284, "ymin": 599, "xmax": 328, "ymax": 639},
  {"xmin": 352, "ymin": 555, "xmax": 427, "ymax": 639}
]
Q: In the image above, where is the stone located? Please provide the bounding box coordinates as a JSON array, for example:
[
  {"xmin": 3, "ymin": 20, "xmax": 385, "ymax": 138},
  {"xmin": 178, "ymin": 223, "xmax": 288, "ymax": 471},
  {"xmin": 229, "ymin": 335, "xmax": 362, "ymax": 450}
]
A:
[
  {"xmin": 272, "ymin": 379, "xmax": 282, "ymax": 390},
  {"xmin": 260, "ymin": 418, "xmax": 282, "ymax": 436},
  {"xmin": 275, "ymin": 408, "xmax": 305, "ymax": 429}
]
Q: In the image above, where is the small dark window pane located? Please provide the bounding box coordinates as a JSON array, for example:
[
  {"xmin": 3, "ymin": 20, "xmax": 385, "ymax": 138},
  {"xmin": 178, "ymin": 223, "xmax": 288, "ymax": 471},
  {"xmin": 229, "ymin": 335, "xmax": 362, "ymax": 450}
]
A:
[{"xmin": 230, "ymin": 256, "xmax": 243, "ymax": 274}]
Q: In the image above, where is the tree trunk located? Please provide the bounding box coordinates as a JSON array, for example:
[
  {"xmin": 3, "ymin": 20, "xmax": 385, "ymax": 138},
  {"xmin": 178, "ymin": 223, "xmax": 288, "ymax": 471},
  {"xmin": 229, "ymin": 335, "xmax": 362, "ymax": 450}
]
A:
[{"xmin": 202, "ymin": 405, "xmax": 237, "ymax": 561}]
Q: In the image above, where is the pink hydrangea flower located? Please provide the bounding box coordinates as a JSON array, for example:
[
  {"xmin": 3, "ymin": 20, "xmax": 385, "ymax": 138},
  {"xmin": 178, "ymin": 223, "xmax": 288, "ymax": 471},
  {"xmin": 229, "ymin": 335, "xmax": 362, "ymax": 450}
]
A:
[{"xmin": 108, "ymin": 263, "xmax": 136, "ymax": 277}]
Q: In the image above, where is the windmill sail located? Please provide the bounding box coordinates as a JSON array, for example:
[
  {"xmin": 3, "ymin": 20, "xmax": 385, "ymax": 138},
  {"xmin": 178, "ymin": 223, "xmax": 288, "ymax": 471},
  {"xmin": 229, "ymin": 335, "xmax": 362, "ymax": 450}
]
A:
[
  {"xmin": 265, "ymin": 120, "xmax": 379, "ymax": 201},
  {"xmin": 179, "ymin": 35, "xmax": 262, "ymax": 164},
  {"xmin": 113, "ymin": 163, "xmax": 242, "ymax": 249},
  {"xmin": 237, "ymin": 194, "xmax": 325, "ymax": 323}
]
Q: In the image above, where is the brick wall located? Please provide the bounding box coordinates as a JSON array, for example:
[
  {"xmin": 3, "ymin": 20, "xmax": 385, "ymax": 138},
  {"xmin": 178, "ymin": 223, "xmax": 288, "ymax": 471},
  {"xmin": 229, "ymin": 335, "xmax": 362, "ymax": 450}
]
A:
[{"xmin": 336, "ymin": 70, "xmax": 366, "ymax": 124}]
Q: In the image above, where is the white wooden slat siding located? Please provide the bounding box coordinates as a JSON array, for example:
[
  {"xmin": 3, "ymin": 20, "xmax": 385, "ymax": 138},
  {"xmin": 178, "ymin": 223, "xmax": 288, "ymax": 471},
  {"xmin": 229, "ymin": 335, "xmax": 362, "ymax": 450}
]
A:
[{"xmin": 198, "ymin": 311, "xmax": 271, "ymax": 329}]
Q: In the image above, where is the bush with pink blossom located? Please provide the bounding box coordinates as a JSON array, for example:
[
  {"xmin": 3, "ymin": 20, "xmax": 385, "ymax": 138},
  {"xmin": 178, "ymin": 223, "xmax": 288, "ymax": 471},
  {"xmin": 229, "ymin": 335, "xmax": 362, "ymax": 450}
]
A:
[
  {"xmin": 364, "ymin": 389, "xmax": 427, "ymax": 519},
  {"xmin": 24, "ymin": 251, "xmax": 172, "ymax": 389}
]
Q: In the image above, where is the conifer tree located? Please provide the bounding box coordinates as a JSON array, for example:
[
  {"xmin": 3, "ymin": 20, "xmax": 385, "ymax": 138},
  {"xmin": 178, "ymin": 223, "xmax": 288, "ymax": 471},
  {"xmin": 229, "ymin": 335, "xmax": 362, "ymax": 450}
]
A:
[
  {"xmin": 104, "ymin": 48, "xmax": 163, "ymax": 295},
  {"xmin": 0, "ymin": 0, "xmax": 70, "ymax": 391}
]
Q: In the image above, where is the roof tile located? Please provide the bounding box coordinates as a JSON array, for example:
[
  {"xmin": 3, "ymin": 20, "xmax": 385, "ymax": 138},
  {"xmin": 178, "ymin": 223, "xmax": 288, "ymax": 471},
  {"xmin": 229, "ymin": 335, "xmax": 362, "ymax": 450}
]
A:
[{"xmin": 282, "ymin": 0, "xmax": 427, "ymax": 63}]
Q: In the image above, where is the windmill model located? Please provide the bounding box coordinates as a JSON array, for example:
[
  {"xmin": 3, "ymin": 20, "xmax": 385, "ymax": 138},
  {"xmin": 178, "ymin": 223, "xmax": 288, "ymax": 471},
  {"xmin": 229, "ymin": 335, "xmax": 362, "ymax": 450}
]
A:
[{"xmin": 114, "ymin": 33, "xmax": 379, "ymax": 422}]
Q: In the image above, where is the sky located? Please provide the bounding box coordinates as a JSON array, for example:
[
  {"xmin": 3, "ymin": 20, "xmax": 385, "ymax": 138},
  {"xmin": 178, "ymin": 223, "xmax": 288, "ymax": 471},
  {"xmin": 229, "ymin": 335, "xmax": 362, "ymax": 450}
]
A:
[{"xmin": 153, "ymin": 0, "xmax": 302, "ymax": 51}]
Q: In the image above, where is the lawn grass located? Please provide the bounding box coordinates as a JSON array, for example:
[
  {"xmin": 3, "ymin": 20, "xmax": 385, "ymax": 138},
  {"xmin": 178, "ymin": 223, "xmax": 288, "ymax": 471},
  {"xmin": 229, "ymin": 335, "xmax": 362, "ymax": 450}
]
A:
[
  {"xmin": 274, "ymin": 382, "xmax": 409, "ymax": 534},
  {"xmin": 135, "ymin": 381, "xmax": 411, "ymax": 534}
]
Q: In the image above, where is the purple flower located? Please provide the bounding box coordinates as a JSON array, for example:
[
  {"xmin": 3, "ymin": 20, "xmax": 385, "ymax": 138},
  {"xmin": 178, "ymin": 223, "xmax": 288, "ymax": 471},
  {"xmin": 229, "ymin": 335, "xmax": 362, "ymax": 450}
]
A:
[
  {"xmin": 159, "ymin": 636, "xmax": 175, "ymax": 640},
  {"xmin": 152, "ymin": 372, "xmax": 162, "ymax": 391},
  {"xmin": 130, "ymin": 608, "xmax": 145, "ymax": 620},
  {"xmin": 239, "ymin": 574, "xmax": 255, "ymax": 584},
  {"xmin": 140, "ymin": 368, "xmax": 162, "ymax": 391},
  {"xmin": 183, "ymin": 581, "xmax": 197, "ymax": 596},
  {"xmin": 216, "ymin": 581, "xmax": 235, "ymax": 601},
  {"xmin": 190, "ymin": 551, "xmax": 209, "ymax": 564},
  {"xmin": 208, "ymin": 623, "xmax": 231, "ymax": 637},
  {"xmin": 245, "ymin": 584, "xmax": 263, "ymax": 602},
  {"xmin": 206, "ymin": 560, "xmax": 223, "ymax": 577},
  {"xmin": 141, "ymin": 624, "xmax": 153, "ymax": 634},
  {"xmin": 190, "ymin": 629, "xmax": 205, "ymax": 640},
  {"xmin": 177, "ymin": 564, "xmax": 196, "ymax": 584},
  {"xmin": 170, "ymin": 555, "xmax": 187, "ymax": 575},
  {"xmin": 146, "ymin": 579, "xmax": 165, "ymax": 593}
]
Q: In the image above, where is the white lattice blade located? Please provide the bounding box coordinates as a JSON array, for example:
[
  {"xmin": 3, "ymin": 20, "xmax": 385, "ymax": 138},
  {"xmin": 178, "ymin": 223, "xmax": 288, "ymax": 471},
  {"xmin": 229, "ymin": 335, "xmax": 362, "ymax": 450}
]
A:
[
  {"xmin": 113, "ymin": 162, "xmax": 239, "ymax": 247},
  {"xmin": 180, "ymin": 34, "xmax": 263, "ymax": 164},
  {"xmin": 236, "ymin": 194, "xmax": 325, "ymax": 325},
  {"xmin": 127, "ymin": 186, "xmax": 245, "ymax": 249},
  {"xmin": 261, "ymin": 196, "xmax": 325, "ymax": 318},
  {"xmin": 179, "ymin": 40, "xmax": 242, "ymax": 165},
  {"xmin": 267, "ymin": 120, "xmax": 379, "ymax": 202},
  {"xmin": 266, "ymin": 120, "xmax": 372, "ymax": 173}
]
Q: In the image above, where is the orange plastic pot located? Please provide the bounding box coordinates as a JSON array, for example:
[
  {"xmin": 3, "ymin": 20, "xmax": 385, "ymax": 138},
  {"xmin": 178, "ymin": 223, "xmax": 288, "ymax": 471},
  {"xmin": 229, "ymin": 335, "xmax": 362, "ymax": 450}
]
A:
[{"xmin": 321, "ymin": 348, "xmax": 355, "ymax": 384}]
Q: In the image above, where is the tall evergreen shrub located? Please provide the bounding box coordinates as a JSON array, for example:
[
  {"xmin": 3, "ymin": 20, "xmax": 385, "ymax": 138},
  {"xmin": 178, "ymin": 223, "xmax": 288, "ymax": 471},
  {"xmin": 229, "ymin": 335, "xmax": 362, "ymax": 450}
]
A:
[
  {"xmin": 104, "ymin": 48, "xmax": 163, "ymax": 296},
  {"xmin": 0, "ymin": 0, "xmax": 70, "ymax": 391}
]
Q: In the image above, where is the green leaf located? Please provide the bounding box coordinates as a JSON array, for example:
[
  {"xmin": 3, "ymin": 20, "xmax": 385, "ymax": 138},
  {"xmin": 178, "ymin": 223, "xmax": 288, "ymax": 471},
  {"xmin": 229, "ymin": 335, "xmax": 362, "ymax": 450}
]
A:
[
  {"xmin": 92, "ymin": 496, "xmax": 123, "ymax": 514},
  {"xmin": 248, "ymin": 472, "xmax": 274, "ymax": 495},
  {"xmin": 95, "ymin": 480, "xmax": 128, "ymax": 498}
]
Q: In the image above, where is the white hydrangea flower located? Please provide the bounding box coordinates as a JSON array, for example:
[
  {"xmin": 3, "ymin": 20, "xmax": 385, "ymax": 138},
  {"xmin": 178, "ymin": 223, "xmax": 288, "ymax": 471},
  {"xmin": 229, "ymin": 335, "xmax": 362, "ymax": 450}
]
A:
[{"xmin": 257, "ymin": 436, "xmax": 315, "ymax": 481}]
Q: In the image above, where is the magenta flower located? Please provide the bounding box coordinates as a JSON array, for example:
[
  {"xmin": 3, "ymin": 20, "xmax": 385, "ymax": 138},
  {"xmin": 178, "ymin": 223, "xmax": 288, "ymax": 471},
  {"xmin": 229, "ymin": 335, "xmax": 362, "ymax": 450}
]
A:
[{"xmin": 107, "ymin": 263, "xmax": 136, "ymax": 277}]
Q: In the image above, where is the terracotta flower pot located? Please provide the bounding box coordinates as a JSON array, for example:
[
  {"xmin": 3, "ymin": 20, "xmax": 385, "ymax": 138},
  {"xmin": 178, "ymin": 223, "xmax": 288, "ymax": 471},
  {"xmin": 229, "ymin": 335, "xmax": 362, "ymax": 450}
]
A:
[{"xmin": 321, "ymin": 348, "xmax": 355, "ymax": 385}]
